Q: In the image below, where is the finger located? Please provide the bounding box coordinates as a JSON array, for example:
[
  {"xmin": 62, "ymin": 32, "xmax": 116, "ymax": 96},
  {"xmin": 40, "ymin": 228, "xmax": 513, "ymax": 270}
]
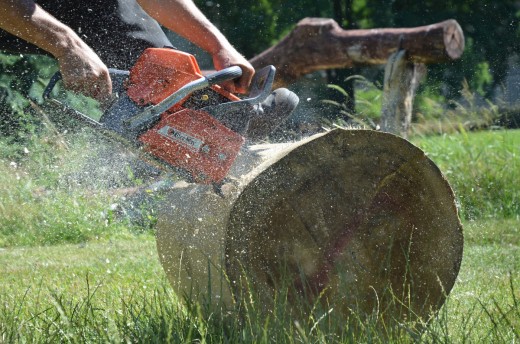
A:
[
  {"xmin": 235, "ymin": 70, "xmax": 255, "ymax": 94},
  {"xmin": 62, "ymin": 73, "xmax": 112, "ymax": 101},
  {"xmin": 235, "ymin": 78, "xmax": 249, "ymax": 94},
  {"xmin": 233, "ymin": 80, "xmax": 245, "ymax": 94},
  {"xmin": 88, "ymin": 73, "xmax": 112, "ymax": 101},
  {"xmin": 220, "ymin": 80, "xmax": 236, "ymax": 94}
]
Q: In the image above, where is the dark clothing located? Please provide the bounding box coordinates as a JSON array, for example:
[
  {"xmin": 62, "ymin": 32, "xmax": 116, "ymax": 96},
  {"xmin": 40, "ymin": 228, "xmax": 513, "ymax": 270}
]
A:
[{"xmin": 0, "ymin": 0, "xmax": 172, "ymax": 69}]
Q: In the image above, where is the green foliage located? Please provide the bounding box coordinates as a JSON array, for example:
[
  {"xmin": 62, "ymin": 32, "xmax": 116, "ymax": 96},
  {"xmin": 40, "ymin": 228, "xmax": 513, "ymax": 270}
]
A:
[
  {"xmin": 471, "ymin": 62, "xmax": 493, "ymax": 96},
  {"xmin": 366, "ymin": 0, "xmax": 520, "ymax": 99},
  {"xmin": 0, "ymin": 53, "xmax": 56, "ymax": 141},
  {"xmin": 198, "ymin": 0, "xmax": 519, "ymax": 101},
  {"xmin": 194, "ymin": 0, "xmax": 333, "ymax": 57},
  {"xmin": 322, "ymin": 76, "xmax": 382, "ymax": 128}
]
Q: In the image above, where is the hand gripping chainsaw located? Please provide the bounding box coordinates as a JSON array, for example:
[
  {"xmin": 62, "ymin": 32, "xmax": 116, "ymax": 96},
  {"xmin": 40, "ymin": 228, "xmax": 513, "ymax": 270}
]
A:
[{"xmin": 43, "ymin": 47, "xmax": 276, "ymax": 187}]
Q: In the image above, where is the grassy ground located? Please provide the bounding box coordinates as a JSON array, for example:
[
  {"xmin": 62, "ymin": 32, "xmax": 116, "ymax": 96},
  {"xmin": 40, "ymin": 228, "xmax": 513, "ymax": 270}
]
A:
[
  {"xmin": 0, "ymin": 126, "xmax": 518, "ymax": 342},
  {"xmin": 413, "ymin": 128, "xmax": 520, "ymax": 220},
  {"xmin": 0, "ymin": 220, "xmax": 517, "ymax": 342}
]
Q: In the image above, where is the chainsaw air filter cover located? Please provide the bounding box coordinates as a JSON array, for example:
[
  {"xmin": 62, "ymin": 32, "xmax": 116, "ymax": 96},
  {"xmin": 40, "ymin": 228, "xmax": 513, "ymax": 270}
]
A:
[{"xmin": 139, "ymin": 108, "xmax": 244, "ymax": 183}]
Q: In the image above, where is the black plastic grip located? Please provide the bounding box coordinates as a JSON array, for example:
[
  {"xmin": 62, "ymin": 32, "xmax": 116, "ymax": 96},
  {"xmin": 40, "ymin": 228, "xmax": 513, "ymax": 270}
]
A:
[
  {"xmin": 43, "ymin": 71, "xmax": 62, "ymax": 99},
  {"xmin": 205, "ymin": 66, "xmax": 242, "ymax": 85},
  {"xmin": 42, "ymin": 68, "xmax": 129, "ymax": 100}
]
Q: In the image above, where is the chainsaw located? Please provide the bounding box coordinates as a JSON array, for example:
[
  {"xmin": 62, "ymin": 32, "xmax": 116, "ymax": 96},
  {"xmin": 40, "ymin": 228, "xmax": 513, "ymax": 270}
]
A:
[{"xmin": 43, "ymin": 47, "xmax": 276, "ymax": 188}]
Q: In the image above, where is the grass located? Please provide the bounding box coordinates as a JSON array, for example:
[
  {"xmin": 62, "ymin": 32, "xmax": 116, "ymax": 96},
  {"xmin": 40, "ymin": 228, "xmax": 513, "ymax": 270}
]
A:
[
  {"xmin": 413, "ymin": 128, "xmax": 519, "ymax": 221},
  {"xmin": 0, "ymin": 163, "xmax": 129, "ymax": 247},
  {"xmin": 0, "ymin": 220, "xmax": 518, "ymax": 342},
  {"xmin": 0, "ymin": 118, "xmax": 156, "ymax": 247},
  {"xmin": 0, "ymin": 106, "xmax": 518, "ymax": 341}
]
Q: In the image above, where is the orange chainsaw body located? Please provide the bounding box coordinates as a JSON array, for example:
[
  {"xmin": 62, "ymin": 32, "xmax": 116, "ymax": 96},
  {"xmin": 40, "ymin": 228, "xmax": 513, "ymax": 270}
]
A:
[{"xmin": 126, "ymin": 48, "xmax": 244, "ymax": 184}]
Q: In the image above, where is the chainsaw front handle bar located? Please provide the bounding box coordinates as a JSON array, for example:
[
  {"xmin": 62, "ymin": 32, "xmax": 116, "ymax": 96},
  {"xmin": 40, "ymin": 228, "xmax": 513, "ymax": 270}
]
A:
[
  {"xmin": 42, "ymin": 71, "xmax": 62, "ymax": 100},
  {"xmin": 43, "ymin": 66, "xmax": 241, "ymax": 101},
  {"xmin": 42, "ymin": 68, "xmax": 129, "ymax": 100},
  {"xmin": 125, "ymin": 66, "xmax": 242, "ymax": 132},
  {"xmin": 146, "ymin": 66, "xmax": 242, "ymax": 117}
]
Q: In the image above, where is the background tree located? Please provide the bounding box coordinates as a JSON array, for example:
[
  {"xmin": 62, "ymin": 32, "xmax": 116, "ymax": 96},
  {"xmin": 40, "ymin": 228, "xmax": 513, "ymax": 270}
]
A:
[
  {"xmin": 389, "ymin": 0, "xmax": 520, "ymax": 98},
  {"xmin": 2, "ymin": 0, "xmax": 519, "ymax": 127},
  {"xmin": 196, "ymin": 0, "xmax": 520, "ymax": 101}
]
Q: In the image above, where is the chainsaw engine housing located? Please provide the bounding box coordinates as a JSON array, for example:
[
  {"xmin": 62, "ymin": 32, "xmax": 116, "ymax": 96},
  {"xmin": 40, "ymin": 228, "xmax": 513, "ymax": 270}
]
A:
[{"xmin": 127, "ymin": 48, "xmax": 244, "ymax": 184}]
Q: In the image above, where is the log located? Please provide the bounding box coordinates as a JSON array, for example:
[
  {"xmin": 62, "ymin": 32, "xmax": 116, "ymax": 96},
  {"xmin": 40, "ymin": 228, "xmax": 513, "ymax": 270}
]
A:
[
  {"xmin": 250, "ymin": 18, "xmax": 464, "ymax": 87},
  {"xmin": 155, "ymin": 129, "xmax": 463, "ymax": 323}
]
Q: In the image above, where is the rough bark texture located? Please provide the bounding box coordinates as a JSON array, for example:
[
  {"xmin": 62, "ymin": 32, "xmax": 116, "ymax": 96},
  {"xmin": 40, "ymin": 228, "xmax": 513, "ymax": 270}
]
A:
[{"xmin": 250, "ymin": 18, "xmax": 464, "ymax": 87}]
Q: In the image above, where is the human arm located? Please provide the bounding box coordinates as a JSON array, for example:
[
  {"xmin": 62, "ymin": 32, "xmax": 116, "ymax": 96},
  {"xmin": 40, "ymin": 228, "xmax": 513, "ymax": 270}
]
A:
[
  {"xmin": 136, "ymin": 0, "xmax": 254, "ymax": 94},
  {"xmin": 0, "ymin": 0, "xmax": 111, "ymax": 100}
]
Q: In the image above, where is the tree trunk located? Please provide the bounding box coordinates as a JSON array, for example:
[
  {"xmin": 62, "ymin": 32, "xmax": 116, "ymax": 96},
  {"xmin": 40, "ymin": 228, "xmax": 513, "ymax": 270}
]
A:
[{"xmin": 250, "ymin": 18, "xmax": 464, "ymax": 87}]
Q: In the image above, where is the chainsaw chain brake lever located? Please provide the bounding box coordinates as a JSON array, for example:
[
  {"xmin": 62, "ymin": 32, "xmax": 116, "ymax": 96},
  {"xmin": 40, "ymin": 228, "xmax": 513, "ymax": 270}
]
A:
[
  {"xmin": 42, "ymin": 68, "xmax": 129, "ymax": 102},
  {"xmin": 42, "ymin": 69, "xmax": 118, "ymax": 130},
  {"xmin": 41, "ymin": 68, "xmax": 134, "ymax": 138}
]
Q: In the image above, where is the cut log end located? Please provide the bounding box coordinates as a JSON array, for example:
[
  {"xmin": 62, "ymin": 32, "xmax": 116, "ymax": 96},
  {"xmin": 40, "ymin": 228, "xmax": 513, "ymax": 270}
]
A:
[
  {"xmin": 443, "ymin": 20, "xmax": 465, "ymax": 60},
  {"xmin": 226, "ymin": 130, "xmax": 463, "ymax": 321},
  {"xmin": 156, "ymin": 129, "xmax": 464, "ymax": 325}
]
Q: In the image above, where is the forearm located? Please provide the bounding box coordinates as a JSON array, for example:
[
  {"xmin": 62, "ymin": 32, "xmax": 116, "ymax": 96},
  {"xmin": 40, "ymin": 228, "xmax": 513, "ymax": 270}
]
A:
[
  {"xmin": 138, "ymin": 0, "xmax": 254, "ymax": 93},
  {"xmin": 0, "ymin": 0, "xmax": 84, "ymax": 59},
  {"xmin": 136, "ymin": 0, "xmax": 232, "ymax": 54},
  {"xmin": 0, "ymin": 0, "xmax": 111, "ymax": 99}
]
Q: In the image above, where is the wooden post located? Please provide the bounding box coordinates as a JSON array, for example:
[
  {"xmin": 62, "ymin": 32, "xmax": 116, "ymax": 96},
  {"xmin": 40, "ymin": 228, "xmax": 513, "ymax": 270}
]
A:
[{"xmin": 380, "ymin": 50, "xmax": 426, "ymax": 138}]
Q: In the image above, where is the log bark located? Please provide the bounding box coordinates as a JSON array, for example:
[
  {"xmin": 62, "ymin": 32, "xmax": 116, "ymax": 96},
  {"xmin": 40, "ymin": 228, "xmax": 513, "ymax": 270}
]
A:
[{"xmin": 250, "ymin": 18, "xmax": 464, "ymax": 87}]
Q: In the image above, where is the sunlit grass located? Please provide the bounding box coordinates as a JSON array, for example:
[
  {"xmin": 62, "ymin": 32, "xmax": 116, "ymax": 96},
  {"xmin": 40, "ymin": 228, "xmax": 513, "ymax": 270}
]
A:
[
  {"xmin": 0, "ymin": 219, "xmax": 518, "ymax": 342},
  {"xmin": 413, "ymin": 129, "xmax": 520, "ymax": 221},
  {"xmin": 0, "ymin": 114, "xmax": 155, "ymax": 247},
  {"xmin": 0, "ymin": 107, "xmax": 518, "ymax": 341},
  {"xmin": 0, "ymin": 143, "xmax": 135, "ymax": 247},
  {"xmin": 0, "ymin": 163, "xmax": 131, "ymax": 247}
]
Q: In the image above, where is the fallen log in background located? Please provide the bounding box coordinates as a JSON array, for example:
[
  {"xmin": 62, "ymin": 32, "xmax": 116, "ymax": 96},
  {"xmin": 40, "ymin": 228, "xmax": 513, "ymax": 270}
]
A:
[
  {"xmin": 155, "ymin": 129, "xmax": 463, "ymax": 323},
  {"xmin": 250, "ymin": 18, "xmax": 464, "ymax": 88}
]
